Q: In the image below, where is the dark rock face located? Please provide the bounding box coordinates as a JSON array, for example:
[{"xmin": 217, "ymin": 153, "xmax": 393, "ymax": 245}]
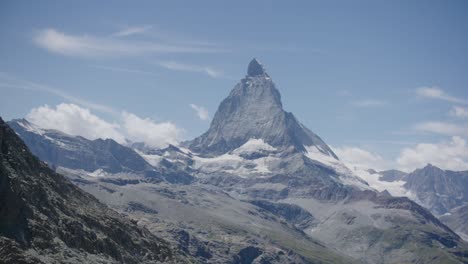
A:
[
  {"xmin": 174, "ymin": 230, "xmax": 212, "ymax": 260},
  {"xmin": 187, "ymin": 59, "xmax": 336, "ymax": 158},
  {"xmin": 378, "ymin": 169, "xmax": 408, "ymax": 182},
  {"xmin": 247, "ymin": 58, "xmax": 268, "ymax": 77},
  {"xmin": 0, "ymin": 118, "xmax": 181, "ymax": 263},
  {"xmin": 249, "ymin": 200, "xmax": 315, "ymax": 229},
  {"xmin": 8, "ymin": 119, "xmax": 152, "ymax": 173},
  {"xmin": 404, "ymin": 164, "xmax": 468, "ymax": 215},
  {"xmin": 232, "ymin": 246, "xmax": 263, "ymax": 264}
]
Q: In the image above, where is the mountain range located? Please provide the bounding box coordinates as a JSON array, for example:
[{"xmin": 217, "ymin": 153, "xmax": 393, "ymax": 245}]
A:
[{"xmin": 3, "ymin": 59, "xmax": 468, "ymax": 263}]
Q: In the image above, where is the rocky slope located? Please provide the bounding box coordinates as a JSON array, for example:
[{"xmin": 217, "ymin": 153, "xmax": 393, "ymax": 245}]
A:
[{"xmin": 0, "ymin": 117, "xmax": 184, "ymax": 263}]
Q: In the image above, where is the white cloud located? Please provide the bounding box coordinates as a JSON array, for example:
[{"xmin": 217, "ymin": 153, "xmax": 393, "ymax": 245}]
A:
[
  {"xmin": 157, "ymin": 61, "xmax": 223, "ymax": 78},
  {"xmin": 25, "ymin": 103, "xmax": 184, "ymax": 148},
  {"xmin": 351, "ymin": 99, "xmax": 387, "ymax": 107},
  {"xmin": 334, "ymin": 137, "xmax": 468, "ymax": 173},
  {"xmin": 26, "ymin": 103, "xmax": 125, "ymax": 143},
  {"xmin": 189, "ymin": 104, "xmax": 209, "ymax": 121},
  {"xmin": 396, "ymin": 136, "xmax": 468, "ymax": 172},
  {"xmin": 111, "ymin": 25, "xmax": 152, "ymax": 37},
  {"xmin": 414, "ymin": 121, "xmax": 468, "ymax": 136},
  {"xmin": 121, "ymin": 112, "xmax": 183, "ymax": 148},
  {"xmin": 451, "ymin": 106, "xmax": 468, "ymax": 118},
  {"xmin": 332, "ymin": 146, "xmax": 389, "ymax": 170},
  {"xmin": 34, "ymin": 28, "xmax": 224, "ymax": 57},
  {"xmin": 416, "ymin": 86, "xmax": 468, "ymax": 105}
]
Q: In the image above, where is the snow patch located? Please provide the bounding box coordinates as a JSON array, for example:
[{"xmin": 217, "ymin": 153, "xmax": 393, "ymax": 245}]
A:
[
  {"xmin": 305, "ymin": 145, "xmax": 370, "ymax": 190},
  {"xmin": 88, "ymin": 169, "xmax": 110, "ymax": 178},
  {"xmin": 192, "ymin": 152, "xmax": 277, "ymax": 177},
  {"xmin": 136, "ymin": 150, "xmax": 164, "ymax": 167},
  {"xmin": 349, "ymin": 166, "xmax": 408, "ymax": 197},
  {"xmin": 18, "ymin": 119, "xmax": 45, "ymax": 135},
  {"xmin": 232, "ymin": 138, "xmax": 276, "ymax": 155}
]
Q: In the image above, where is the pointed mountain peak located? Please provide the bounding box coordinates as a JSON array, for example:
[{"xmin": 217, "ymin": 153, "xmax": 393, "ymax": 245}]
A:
[
  {"xmin": 422, "ymin": 163, "xmax": 442, "ymax": 171},
  {"xmin": 247, "ymin": 58, "xmax": 268, "ymax": 77},
  {"xmin": 188, "ymin": 58, "xmax": 336, "ymax": 157}
]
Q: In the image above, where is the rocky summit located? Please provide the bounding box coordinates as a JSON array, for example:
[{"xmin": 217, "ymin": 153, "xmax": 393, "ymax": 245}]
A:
[{"xmin": 188, "ymin": 58, "xmax": 336, "ymax": 158}]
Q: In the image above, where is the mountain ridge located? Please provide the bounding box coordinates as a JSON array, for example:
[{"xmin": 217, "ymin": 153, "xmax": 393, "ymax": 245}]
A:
[
  {"xmin": 0, "ymin": 117, "xmax": 185, "ymax": 263},
  {"xmin": 6, "ymin": 59, "xmax": 468, "ymax": 263}
]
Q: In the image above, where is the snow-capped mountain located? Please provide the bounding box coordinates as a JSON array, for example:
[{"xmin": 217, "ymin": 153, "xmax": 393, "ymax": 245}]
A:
[
  {"xmin": 188, "ymin": 58, "xmax": 337, "ymax": 158},
  {"xmin": 8, "ymin": 118, "xmax": 152, "ymax": 173},
  {"xmin": 6, "ymin": 59, "xmax": 468, "ymax": 263}
]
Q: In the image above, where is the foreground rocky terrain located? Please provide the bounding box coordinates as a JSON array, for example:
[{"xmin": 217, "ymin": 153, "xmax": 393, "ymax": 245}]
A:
[
  {"xmin": 6, "ymin": 59, "xmax": 468, "ymax": 263},
  {"xmin": 0, "ymin": 118, "xmax": 184, "ymax": 264}
]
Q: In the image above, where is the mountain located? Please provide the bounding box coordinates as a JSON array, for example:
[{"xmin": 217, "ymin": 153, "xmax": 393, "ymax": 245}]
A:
[
  {"xmin": 7, "ymin": 119, "xmax": 195, "ymax": 184},
  {"xmin": 185, "ymin": 59, "xmax": 367, "ymax": 197},
  {"xmin": 0, "ymin": 117, "xmax": 184, "ymax": 263},
  {"xmin": 188, "ymin": 58, "xmax": 336, "ymax": 158},
  {"xmin": 9, "ymin": 59, "xmax": 468, "ymax": 263},
  {"xmin": 8, "ymin": 119, "xmax": 152, "ymax": 173},
  {"xmin": 404, "ymin": 164, "xmax": 468, "ymax": 215},
  {"xmin": 351, "ymin": 164, "xmax": 468, "ymax": 242}
]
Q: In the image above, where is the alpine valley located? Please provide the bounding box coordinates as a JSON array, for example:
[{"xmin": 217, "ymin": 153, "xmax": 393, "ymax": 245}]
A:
[{"xmin": 3, "ymin": 59, "xmax": 468, "ymax": 264}]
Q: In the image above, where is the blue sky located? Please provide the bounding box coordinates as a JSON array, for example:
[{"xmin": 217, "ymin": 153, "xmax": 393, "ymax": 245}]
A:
[{"xmin": 1, "ymin": 0, "xmax": 468, "ymax": 171}]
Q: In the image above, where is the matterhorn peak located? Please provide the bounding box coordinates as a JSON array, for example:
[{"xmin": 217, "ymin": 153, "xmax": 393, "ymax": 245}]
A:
[
  {"xmin": 187, "ymin": 58, "xmax": 336, "ymax": 158},
  {"xmin": 247, "ymin": 58, "xmax": 268, "ymax": 77}
]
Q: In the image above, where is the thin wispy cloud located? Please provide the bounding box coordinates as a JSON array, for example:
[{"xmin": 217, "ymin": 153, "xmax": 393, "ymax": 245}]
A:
[
  {"xmin": 416, "ymin": 86, "xmax": 468, "ymax": 105},
  {"xmin": 158, "ymin": 61, "xmax": 224, "ymax": 78},
  {"xmin": 351, "ymin": 99, "xmax": 387, "ymax": 107},
  {"xmin": 337, "ymin": 90, "xmax": 351, "ymax": 97},
  {"xmin": 189, "ymin": 104, "xmax": 210, "ymax": 121},
  {"xmin": 89, "ymin": 65, "xmax": 158, "ymax": 76},
  {"xmin": 0, "ymin": 72, "xmax": 117, "ymax": 115},
  {"xmin": 414, "ymin": 121, "xmax": 468, "ymax": 136},
  {"xmin": 33, "ymin": 28, "xmax": 226, "ymax": 58},
  {"xmin": 111, "ymin": 25, "xmax": 153, "ymax": 37},
  {"xmin": 345, "ymin": 139, "xmax": 416, "ymax": 146}
]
